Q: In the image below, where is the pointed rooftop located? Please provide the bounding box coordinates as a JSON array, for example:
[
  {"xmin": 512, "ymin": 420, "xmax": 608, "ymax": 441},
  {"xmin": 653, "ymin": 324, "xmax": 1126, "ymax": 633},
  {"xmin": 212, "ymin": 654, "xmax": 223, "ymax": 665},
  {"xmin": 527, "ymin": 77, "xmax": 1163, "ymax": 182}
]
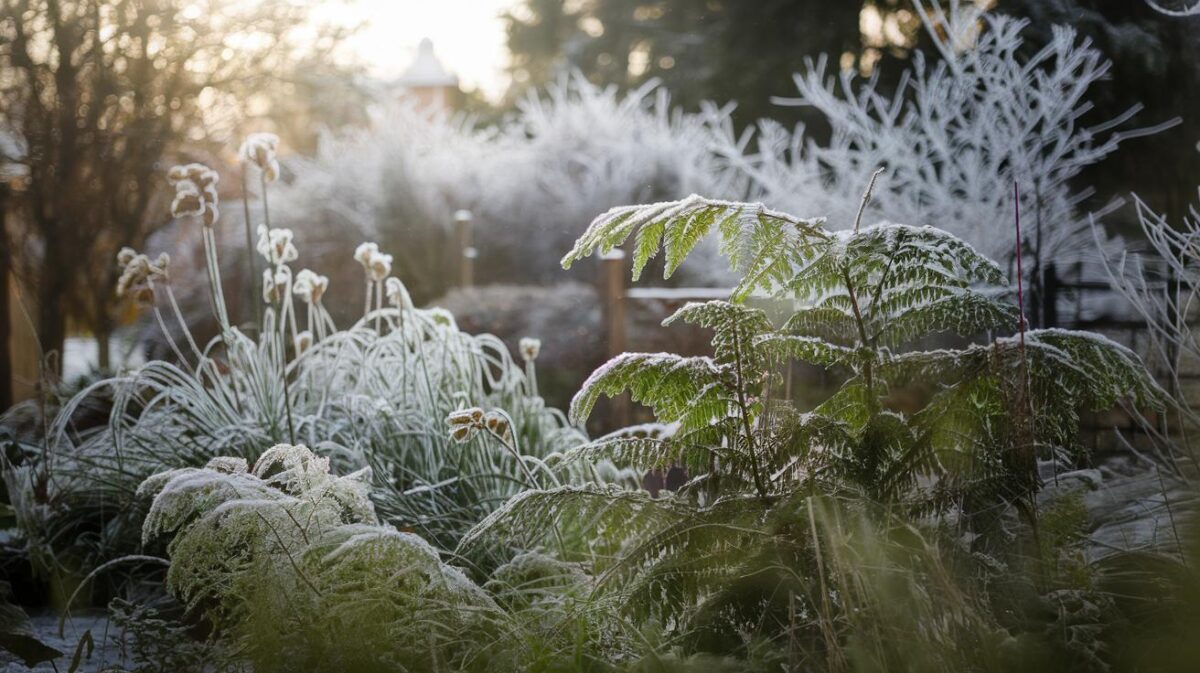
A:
[{"xmin": 398, "ymin": 38, "xmax": 459, "ymax": 89}]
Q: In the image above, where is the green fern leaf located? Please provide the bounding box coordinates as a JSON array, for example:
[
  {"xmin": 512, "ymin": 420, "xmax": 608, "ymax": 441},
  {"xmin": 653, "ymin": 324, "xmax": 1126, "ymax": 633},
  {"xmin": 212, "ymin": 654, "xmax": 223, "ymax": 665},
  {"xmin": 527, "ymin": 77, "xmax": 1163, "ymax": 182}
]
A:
[{"xmin": 569, "ymin": 353, "xmax": 732, "ymax": 430}]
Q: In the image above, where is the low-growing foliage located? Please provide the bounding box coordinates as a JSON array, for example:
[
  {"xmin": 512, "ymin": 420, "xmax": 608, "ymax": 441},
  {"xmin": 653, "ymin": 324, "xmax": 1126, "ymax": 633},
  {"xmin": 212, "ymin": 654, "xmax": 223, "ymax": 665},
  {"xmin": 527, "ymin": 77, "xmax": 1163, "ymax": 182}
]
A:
[{"xmin": 1, "ymin": 150, "xmax": 598, "ymax": 582}]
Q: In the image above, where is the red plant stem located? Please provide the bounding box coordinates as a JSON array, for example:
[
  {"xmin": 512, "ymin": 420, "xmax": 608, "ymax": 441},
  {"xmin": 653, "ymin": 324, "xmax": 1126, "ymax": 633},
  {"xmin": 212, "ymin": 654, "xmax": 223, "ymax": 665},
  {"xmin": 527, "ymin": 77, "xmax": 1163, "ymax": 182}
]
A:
[{"xmin": 1014, "ymin": 182, "xmax": 1027, "ymax": 348}]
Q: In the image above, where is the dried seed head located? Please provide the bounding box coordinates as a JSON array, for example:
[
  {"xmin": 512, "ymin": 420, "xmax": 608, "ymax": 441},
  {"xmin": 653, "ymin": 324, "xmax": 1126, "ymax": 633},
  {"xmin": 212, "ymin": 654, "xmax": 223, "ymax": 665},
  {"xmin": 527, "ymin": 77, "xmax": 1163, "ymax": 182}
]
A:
[
  {"xmin": 450, "ymin": 426, "xmax": 472, "ymax": 443},
  {"xmin": 483, "ymin": 411, "xmax": 510, "ymax": 438},
  {"xmin": 256, "ymin": 224, "xmax": 298, "ymax": 265},
  {"xmin": 116, "ymin": 248, "xmax": 169, "ymax": 300},
  {"xmin": 167, "ymin": 163, "xmax": 220, "ymax": 225},
  {"xmin": 294, "ymin": 330, "xmax": 313, "ymax": 355},
  {"xmin": 519, "ymin": 337, "xmax": 541, "ymax": 362},
  {"xmin": 117, "ymin": 247, "xmax": 137, "ymax": 268},
  {"xmin": 238, "ymin": 133, "xmax": 281, "ymax": 182},
  {"xmin": 293, "ymin": 269, "xmax": 329, "ymax": 304},
  {"xmin": 354, "ymin": 242, "xmax": 379, "ymax": 268},
  {"xmin": 262, "ymin": 267, "xmax": 290, "ymax": 303},
  {"xmin": 447, "ymin": 407, "xmax": 482, "ymax": 427},
  {"xmin": 367, "ymin": 250, "xmax": 393, "ymax": 282}
]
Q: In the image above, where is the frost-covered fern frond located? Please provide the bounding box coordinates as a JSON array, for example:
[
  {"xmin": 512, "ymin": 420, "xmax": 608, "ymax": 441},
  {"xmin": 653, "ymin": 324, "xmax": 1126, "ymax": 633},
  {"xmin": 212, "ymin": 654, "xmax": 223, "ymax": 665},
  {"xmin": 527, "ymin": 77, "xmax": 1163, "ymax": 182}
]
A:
[
  {"xmin": 776, "ymin": 223, "xmax": 1017, "ymax": 348},
  {"xmin": 459, "ymin": 484, "xmax": 686, "ymax": 561},
  {"xmin": 569, "ymin": 353, "xmax": 731, "ymax": 432},
  {"xmin": 562, "ymin": 195, "xmax": 828, "ymax": 300}
]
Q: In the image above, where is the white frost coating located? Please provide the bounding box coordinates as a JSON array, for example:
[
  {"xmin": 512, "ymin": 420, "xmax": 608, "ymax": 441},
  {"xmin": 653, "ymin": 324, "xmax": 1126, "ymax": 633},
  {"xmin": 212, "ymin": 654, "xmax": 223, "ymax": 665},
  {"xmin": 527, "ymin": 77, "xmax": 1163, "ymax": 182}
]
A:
[
  {"xmin": 706, "ymin": 1, "xmax": 1166, "ymax": 274},
  {"xmin": 270, "ymin": 74, "xmax": 738, "ymax": 288},
  {"xmin": 1145, "ymin": 0, "xmax": 1200, "ymax": 16}
]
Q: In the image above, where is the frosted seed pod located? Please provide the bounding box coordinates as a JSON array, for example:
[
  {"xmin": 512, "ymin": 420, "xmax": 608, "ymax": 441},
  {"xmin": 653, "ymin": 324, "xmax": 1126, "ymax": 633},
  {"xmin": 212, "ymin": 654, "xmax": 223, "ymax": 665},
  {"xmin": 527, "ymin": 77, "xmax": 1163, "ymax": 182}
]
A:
[
  {"xmin": 293, "ymin": 269, "xmax": 329, "ymax": 304},
  {"xmin": 447, "ymin": 408, "xmax": 482, "ymax": 427},
  {"xmin": 257, "ymin": 226, "xmax": 298, "ymax": 264},
  {"xmin": 238, "ymin": 133, "xmax": 281, "ymax": 182},
  {"xmin": 167, "ymin": 163, "xmax": 219, "ymax": 225},
  {"xmin": 294, "ymin": 330, "xmax": 313, "ymax": 355},
  {"xmin": 484, "ymin": 411, "xmax": 509, "ymax": 436},
  {"xmin": 262, "ymin": 269, "xmax": 277, "ymax": 303},
  {"xmin": 117, "ymin": 247, "xmax": 137, "ymax": 267},
  {"xmin": 354, "ymin": 242, "xmax": 379, "ymax": 269},
  {"xmin": 310, "ymin": 274, "xmax": 328, "ymax": 303},
  {"xmin": 367, "ymin": 250, "xmax": 393, "ymax": 281},
  {"xmin": 170, "ymin": 182, "xmax": 204, "ymax": 218},
  {"xmin": 272, "ymin": 228, "xmax": 298, "ymax": 264},
  {"xmin": 116, "ymin": 250, "xmax": 167, "ymax": 300},
  {"xmin": 450, "ymin": 426, "xmax": 472, "ymax": 443},
  {"xmin": 519, "ymin": 337, "xmax": 541, "ymax": 362}
]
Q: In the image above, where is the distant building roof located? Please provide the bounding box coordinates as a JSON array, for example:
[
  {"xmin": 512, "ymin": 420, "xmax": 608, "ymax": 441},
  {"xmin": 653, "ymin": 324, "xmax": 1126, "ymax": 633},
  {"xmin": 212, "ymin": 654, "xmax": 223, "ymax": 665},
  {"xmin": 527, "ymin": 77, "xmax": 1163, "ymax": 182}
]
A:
[{"xmin": 398, "ymin": 38, "xmax": 458, "ymax": 89}]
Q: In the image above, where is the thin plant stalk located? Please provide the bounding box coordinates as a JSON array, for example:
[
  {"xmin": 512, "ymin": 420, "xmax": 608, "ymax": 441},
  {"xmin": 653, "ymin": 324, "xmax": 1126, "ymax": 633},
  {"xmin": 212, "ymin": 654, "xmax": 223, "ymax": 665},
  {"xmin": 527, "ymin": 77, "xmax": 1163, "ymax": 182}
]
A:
[{"xmin": 241, "ymin": 168, "xmax": 259, "ymax": 333}]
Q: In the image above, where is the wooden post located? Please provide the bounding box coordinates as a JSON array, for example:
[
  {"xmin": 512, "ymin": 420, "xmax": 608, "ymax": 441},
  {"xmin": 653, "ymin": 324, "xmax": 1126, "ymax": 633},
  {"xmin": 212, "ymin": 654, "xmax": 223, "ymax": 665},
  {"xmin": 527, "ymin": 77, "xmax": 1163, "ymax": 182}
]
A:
[
  {"xmin": 0, "ymin": 187, "xmax": 9, "ymax": 410},
  {"xmin": 1041, "ymin": 262, "xmax": 1058, "ymax": 329},
  {"xmin": 454, "ymin": 209, "xmax": 474, "ymax": 288},
  {"xmin": 602, "ymin": 250, "xmax": 627, "ymax": 358},
  {"xmin": 601, "ymin": 250, "xmax": 629, "ymax": 427}
]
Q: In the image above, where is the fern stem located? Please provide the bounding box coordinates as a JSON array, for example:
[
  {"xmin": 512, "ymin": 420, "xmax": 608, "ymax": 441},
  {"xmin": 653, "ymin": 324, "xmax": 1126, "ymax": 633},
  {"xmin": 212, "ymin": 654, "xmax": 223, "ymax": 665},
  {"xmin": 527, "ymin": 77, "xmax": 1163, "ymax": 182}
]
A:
[
  {"xmin": 732, "ymin": 317, "xmax": 769, "ymax": 499},
  {"xmin": 843, "ymin": 268, "xmax": 875, "ymax": 395}
]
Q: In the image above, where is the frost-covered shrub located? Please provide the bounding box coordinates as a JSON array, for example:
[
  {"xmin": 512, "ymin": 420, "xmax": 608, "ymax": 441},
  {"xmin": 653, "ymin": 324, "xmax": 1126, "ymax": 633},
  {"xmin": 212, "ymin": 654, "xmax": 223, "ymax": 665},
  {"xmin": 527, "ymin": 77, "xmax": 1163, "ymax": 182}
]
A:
[
  {"xmin": 269, "ymin": 103, "xmax": 494, "ymax": 306},
  {"xmin": 478, "ymin": 76, "xmax": 734, "ymax": 285},
  {"xmin": 269, "ymin": 75, "xmax": 735, "ymax": 300},
  {"xmin": 1096, "ymin": 187, "xmax": 1200, "ymax": 462},
  {"xmin": 139, "ymin": 446, "xmax": 502, "ymax": 672},
  {"xmin": 708, "ymin": 0, "xmax": 1164, "ymax": 275}
]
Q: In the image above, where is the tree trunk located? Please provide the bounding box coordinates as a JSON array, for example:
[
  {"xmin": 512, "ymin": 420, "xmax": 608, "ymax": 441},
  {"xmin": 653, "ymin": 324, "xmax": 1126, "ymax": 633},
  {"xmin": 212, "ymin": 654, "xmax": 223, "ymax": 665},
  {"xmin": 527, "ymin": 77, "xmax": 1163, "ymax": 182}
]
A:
[
  {"xmin": 0, "ymin": 187, "xmax": 11, "ymax": 410},
  {"xmin": 36, "ymin": 256, "xmax": 67, "ymax": 382},
  {"xmin": 95, "ymin": 315, "xmax": 111, "ymax": 372}
]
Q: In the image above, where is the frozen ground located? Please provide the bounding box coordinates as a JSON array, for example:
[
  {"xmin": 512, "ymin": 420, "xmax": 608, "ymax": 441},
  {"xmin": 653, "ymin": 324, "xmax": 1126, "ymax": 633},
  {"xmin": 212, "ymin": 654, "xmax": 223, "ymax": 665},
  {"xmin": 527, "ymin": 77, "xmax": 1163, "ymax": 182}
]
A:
[{"xmin": 0, "ymin": 611, "xmax": 119, "ymax": 673}]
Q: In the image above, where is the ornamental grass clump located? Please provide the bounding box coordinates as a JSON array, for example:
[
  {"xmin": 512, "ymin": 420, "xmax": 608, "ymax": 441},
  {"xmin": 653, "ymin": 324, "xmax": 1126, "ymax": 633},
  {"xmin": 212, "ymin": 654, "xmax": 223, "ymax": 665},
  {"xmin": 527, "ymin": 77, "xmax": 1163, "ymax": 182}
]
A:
[{"xmin": 2, "ymin": 143, "xmax": 592, "ymax": 580}]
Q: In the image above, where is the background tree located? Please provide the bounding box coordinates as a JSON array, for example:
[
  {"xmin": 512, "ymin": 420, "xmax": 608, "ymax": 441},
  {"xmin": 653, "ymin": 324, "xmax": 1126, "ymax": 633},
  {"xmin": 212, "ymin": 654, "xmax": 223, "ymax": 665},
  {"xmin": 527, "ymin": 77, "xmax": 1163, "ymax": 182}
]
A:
[
  {"xmin": 505, "ymin": 0, "xmax": 1199, "ymax": 226},
  {"xmin": 996, "ymin": 0, "xmax": 1200, "ymax": 226},
  {"xmin": 0, "ymin": 0, "xmax": 355, "ymax": 378},
  {"xmin": 503, "ymin": 0, "xmax": 867, "ymax": 127}
]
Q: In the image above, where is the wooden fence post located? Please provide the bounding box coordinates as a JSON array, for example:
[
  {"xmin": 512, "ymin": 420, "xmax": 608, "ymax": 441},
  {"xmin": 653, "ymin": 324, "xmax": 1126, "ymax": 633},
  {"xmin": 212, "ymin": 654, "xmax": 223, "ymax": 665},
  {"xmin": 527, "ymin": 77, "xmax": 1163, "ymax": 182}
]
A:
[
  {"xmin": 601, "ymin": 250, "xmax": 629, "ymax": 426},
  {"xmin": 601, "ymin": 250, "xmax": 627, "ymax": 358},
  {"xmin": 454, "ymin": 210, "xmax": 474, "ymax": 288},
  {"xmin": 1042, "ymin": 262, "xmax": 1058, "ymax": 328}
]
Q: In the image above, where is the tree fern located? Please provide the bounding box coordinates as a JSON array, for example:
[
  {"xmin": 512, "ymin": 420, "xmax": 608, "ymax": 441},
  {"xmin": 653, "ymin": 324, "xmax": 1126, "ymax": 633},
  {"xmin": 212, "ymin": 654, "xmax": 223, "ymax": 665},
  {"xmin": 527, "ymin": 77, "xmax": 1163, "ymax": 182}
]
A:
[{"xmin": 475, "ymin": 195, "xmax": 1164, "ymax": 651}]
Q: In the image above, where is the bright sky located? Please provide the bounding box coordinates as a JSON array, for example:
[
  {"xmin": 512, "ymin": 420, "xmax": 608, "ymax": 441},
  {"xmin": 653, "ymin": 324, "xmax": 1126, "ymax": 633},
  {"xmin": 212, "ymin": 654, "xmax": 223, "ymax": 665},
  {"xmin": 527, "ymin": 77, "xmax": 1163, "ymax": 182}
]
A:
[{"xmin": 322, "ymin": 0, "xmax": 519, "ymax": 101}]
